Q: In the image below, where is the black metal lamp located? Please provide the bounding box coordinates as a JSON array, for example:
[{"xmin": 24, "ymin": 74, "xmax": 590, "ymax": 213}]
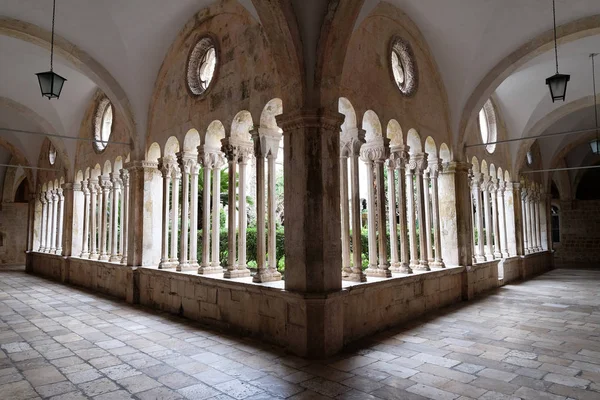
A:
[
  {"xmin": 590, "ymin": 54, "xmax": 600, "ymax": 155},
  {"xmin": 546, "ymin": 0, "xmax": 570, "ymax": 102},
  {"xmin": 36, "ymin": 0, "xmax": 66, "ymax": 99}
]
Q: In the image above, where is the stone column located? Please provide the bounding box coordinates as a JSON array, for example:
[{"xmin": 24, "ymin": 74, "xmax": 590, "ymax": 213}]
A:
[
  {"xmin": 387, "ymin": 159, "xmax": 399, "ymax": 271},
  {"xmin": 406, "ymin": 159, "xmax": 419, "ymax": 270},
  {"xmin": 498, "ymin": 180, "xmax": 510, "ymax": 258},
  {"xmin": 361, "ymin": 158, "xmax": 377, "ymax": 274},
  {"xmin": 348, "ymin": 133, "xmax": 366, "ymax": 281},
  {"xmin": 189, "ymin": 161, "xmax": 200, "ymax": 270},
  {"xmin": 375, "ymin": 157, "xmax": 391, "ymax": 277},
  {"xmin": 340, "ymin": 151, "xmax": 351, "ymax": 278},
  {"xmin": 89, "ymin": 180, "xmax": 99, "ymax": 259},
  {"xmin": 423, "ymin": 167, "xmax": 433, "ymax": 264},
  {"xmin": 511, "ymin": 182, "xmax": 524, "ymax": 256},
  {"xmin": 170, "ymin": 168, "xmax": 180, "ymax": 265},
  {"xmin": 276, "ymin": 109, "xmax": 343, "ymax": 292},
  {"xmin": 535, "ymin": 193, "xmax": 542, "ymax": 251},
  {"xmin": 125, "ymin": 161, "xmax": 162, "ymax": 268},
  {"xmin": 98, "ymin": 177, "xmax": 111, "ymax": 261},
  {"xmin": 222, "ymin": 140, "xmax": 240, "ymax": 278},
  {"xmin": 177, "ymin": 153, "xmax": 191, "ymax": 271},
  {"xmin": 236, "ymin": 149, "xmax": 252, "ymax": 276},
  {"xmin": 429, "ymin": 159, "xmax": 444, "ymax": 268},
  {"xmin": 530, "ymin": 192, "xmax": 537, "ymax": 252},
  {"xmin": 49, "ymin": 190, "xmax": 58, "ymax": 253},
  {"xmin": 521, "ymin": 187, "xmax": 529, "ymax": 254},
  {"xmin": 199, "ymin": 153, "xmax": 212, "ymax": 273},
  {"xmin": 158, "ymin": 160, "xmax": 173, "ymax": 269},
  {"xmin": 482, "ymin": 176, "xmax": 494, "ymax": 260},
  {"xmin": 120, "ymin": 169, "xmax": 129, "ymax": 264},
  {"xmin": 109, "ymin": 173, "xmax": 121, "ymax": 262},
  {"xmin": 472, "ymin": 173, "xmax": 486, "ymax": 263},
  {"xmin": 390, "ymin": 146, "xmax": 411, "ymax": 273},
  {"xmin": 39, "ymin": 192, "xmax": 47, "ymax": 252},
  {"xmin": 56, "ymin": 188, "xmax": 64, "ymax": 255},
  {"xmin": 80, "ymin": 181, "xmax": 90, "ymax": 257},
  {"xmin": 211, "ymin": 155, "xmax": 226, "ymax": 272},
  {"xmin": 491, "ymin": 178, "xmax": 502, "ymax": 259},
  {"xmin": 27, "ymin": 194, "xmax": 36, "ymax": 252},
  {"xmin": 252, "ymin": 129, "xmax": 282, "ymax": 283},
  {"xmin": 413, "ymin": 153, "xmax": 430, "ymax": 271}
]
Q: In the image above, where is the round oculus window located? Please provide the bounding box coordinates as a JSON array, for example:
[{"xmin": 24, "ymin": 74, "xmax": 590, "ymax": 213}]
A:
[
  {"xmin": 390, "ymin": 37, "xmax": 418, "ymax": 96},
  {"xmin": 94, "ymin": 98, "xmax": 113, "ymax": 152},
  {"xmin": 187, "ymin": 37, "xmax": 217, "ymax": 96},
  {"xmin": 48, "ymin": 143, "xmax": 56, "ymax": 165}
]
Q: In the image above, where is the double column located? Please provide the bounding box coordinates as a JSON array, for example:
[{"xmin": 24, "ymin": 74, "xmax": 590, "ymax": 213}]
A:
[
  {"xmin": 108, "ymin": 173, "xmax": 122, "ymax": 262},
  {"xmin": 120, "ymin": 169, "xmax": 130, "ymax": 264},
  {"xmin": 389, "ymin": 145, "xmax": 411, "ymax": 274},
  {"xmin": 56, "ymin": 188, "xmax": 64, "ymax": 255},
  {"xmin": 38, "ymin": 192, "xmax": 48, "ymax": 252},
  {"xmin": 408, "ymin": 153, "xmax": 430, "ymax": 271},
  {"xmin": 481, "ymin": 176, "xmax": 494, "ymax": 260},
  {"xmin": 497, "ymin": 180, "xmax": 510, "ymax": 258},
  {"xmin": 98, "ymin": 176, "xmax": 112, "ymax": 261},
  {"xmin": 222, "ymin": 137, "xmax": 252, "ymax": 279},
  {"xmin": 471, "ymin": 172, "xmax": 486, "ymax": 263},
  {"xmin": 490, "ymin": 178, "xmax": 502, "ymax": 259},
  {"xmin": 252, "ymin": 128, "xmax": 283, "ymax": 283},
  {"xmin": 176, "ymin": 152, "xmax": 200, "ymax": 271},
  {"xmin": 428, "ymin": 159, "xmax": 444, "ymax": 268},
  {"xmin": 158, "ymin": 158, "xmax": 176, "ymax": 269},
  {"xmin": 341, "ymin": 129, "xmax": 366, "ymax": 282},
  {"xmin": 360, "ymin": 139, "xmax": 391, "ymax": 278}
]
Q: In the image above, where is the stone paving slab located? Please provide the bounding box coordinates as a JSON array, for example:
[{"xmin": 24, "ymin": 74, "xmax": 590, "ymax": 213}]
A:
[{"xmin": 1, "ymin": 268, "xmax": 600, "ymax": 399}]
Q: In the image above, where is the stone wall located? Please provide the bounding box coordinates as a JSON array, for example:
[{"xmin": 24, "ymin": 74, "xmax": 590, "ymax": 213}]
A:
[
  {"xmin": 0, "ymin": 203, "xmax": 28, "ymax": 265},
  {"xmin": 554, "ymin": 200, "xmax": 600, "ymax": 268},
  {"xmin": 26, "ymin": 251, "xmax": 553, "ymax": 358}
]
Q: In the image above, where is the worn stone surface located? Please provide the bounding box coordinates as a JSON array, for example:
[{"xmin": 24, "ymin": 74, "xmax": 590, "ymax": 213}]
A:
[
  {"xmin": 1, "ymin": 267, "xmax": 600, "ymax": 399},
  {"xmin": 0, "ymin": 203, "xmax": 28, "ymax": 265},
  {"xmin": 554, "ymin": 200, "xmax": 600, "ymax": 268}
]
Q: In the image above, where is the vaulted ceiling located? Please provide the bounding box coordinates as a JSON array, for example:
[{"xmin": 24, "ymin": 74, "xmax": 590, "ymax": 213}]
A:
[{"xmin": 0, "ymin": 0, "xmax": 599, "ymax": 190}]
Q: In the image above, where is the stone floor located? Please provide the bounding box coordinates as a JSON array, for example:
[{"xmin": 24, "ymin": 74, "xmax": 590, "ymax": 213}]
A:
[{"xmin": 1, "ymin": 267, "xmax": 600, "ymax": 400}]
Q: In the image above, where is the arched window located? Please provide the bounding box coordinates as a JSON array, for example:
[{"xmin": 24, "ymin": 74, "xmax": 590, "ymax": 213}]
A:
[
  {"xmin": 94, "ymin": 98, "xmax": 113, "ymax": 152},
  {"xmin": 478, "ymin": 99, "xmax": 497, "ymax": 154},
  {"xmin": 48, "ymin": 143, "xmax": 56, "ymax": 165},
  {"xmin": 526, "ymin": 151, "xmax": 533, "ymax": 166},
  {"xmin": 551, "ymin": 205, "xmax": 560, "ymax": 243}
]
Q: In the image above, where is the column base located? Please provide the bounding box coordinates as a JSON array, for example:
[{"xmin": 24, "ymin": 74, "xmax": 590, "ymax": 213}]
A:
[
  {"xmin": 50, "ymin": 247, "xmax": 56, "ymax": 254},
  {"xmin": 120, "ymin": 257, "xmax": 127, "ymax": 265},
  {"xmin": 502, "ymin": 251, "xmax": 510, "ymax": 258},
  {"xmin": 198, "ymin": 265, "xmax": 224, "ymax": 275},
  {"xmin": 341, "ymin": 266, "xmax": 353, "ymax": 278},
  {"xmin": 55, "ymin": 249, "xmax": 62, "ymax": 255},
  {"xmin": 99, "ymin": 254, "xmax": 109, "ymax": 261},
  {"xmin": 158, "ymin": 261, "xmax": 176, "ymax": 269},
  {"xmin": 177, "ymin": 262, "xmax": 195, "ymax": 272},
  {"xmin": 224, "ymin": 268, "xmax": 251, "ymax": 278},
  {"xmin": 391, "ymin": 263, "xmax": 413, "ymax": 274},
  {"xmin": 109, "ymin": 255, "xmax": 121, "ymax": 263},
  {"xmin": 89, "ymin": 253, "xmax": 99, "ymax": 260},
  {"xmin": 415, "ymin": 261, "xmax": 430, "ymax": 271},
  {"xmin": 342, "ymin": 270, "xmax": 366, "ymax": 282},
  {"xmin": 493, "ymin": 252, "xmax": 503, "ymax": 259},
  {"xmin": 80, "ymin": 252, "xmax": 90, "ymax": 259},
  {"xmin": 484, "ymin": 254, "xmax": 494, "ymax": 261},
  {"xmin": 367, "ymin": 269, "xmax": 392, "ymax": 278},
  {"xmin": 474, "ymin": 255, "xmax": 486, "ymax": 263},
  {"xmin": 252, "ymin": 269, "xmax": 282, "ymax": 283},
  {"xmin": 431, "ymin": 260, "xmax": 445, "ymax": 268}
]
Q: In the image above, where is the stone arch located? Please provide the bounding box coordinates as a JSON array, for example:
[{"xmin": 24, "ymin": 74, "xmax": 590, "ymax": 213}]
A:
[
  {"xmin": 471, "ymin": 156, "xmax": 480, "ymax": 174},
  {"xmin": 459, "ymin": 14, "xmax": 600, "ymax": 152},
  {"xmin": 339, "ymin": 97, "xmax": 357, "ymax": 132},
  {"xmin": 114, "ymin": 157, "xmax": 123, "ymax": 173},
  {"xmin": 183, "ymin": 129, "xmax": 201, "ymax": 154},
  {"xmin": 231, "ymin": 111, "xmax": 253, "ymax": 141},
  {"xmin": 84, "ymin": 167, "xmax": 90, "ymax": 180},
  {"xmin": 424, "ymin": 136, "xmax": 437, "ymax": 158},
  {"xmin": 440, "ymin": 143, "xmax": 451, "ymax": 163},
  {"xmin": 164, "ymin": 137, "xmax": 180, "ymax": 159},
  {"xmin": 387, "ymin": 119, "xmax": 404, "ymax": 146},
  {"xmin": 103, "ymin": 160, "xmax": 112, "ymax": 176},
  {"xmin": 490, "ymin": 164, "xmax": 497, "ymax": 181},
  {"xmin": 0, "ymin": 18, "xmax": 138, "ymax": 157},
  {"xmin": 42, "ymin": 183, "xmax": 48, "ymax": 192},
  {"xmin": 481, "ymin": 160, "xmax": 489, "ymax": 177},
  {"xmin": 504, "ymin": 170, "xmax": 511, "ymax": 183},
  {"xmin": 362, "ymin": 110, "xmax": 383, "ymax": 141},
  {"xmin": 407, "ymin": 129, "xmax": 422, "ymax": 154},
  {"xmin": 260, "ymin": 98, "xmax": 283, "ymax": 131},
  {"xmin": 497, "ymin": 167, "xmax": 504, "ymax": 181},
  {"xmin": 75, "ymin": 170, "xmax": 84, "ymax": 182},
  {"xmin": 146, "ymin": 143, "xmax": 161, "ymax": 163},
  {"xmin": 91, "ymin": 164, "xmax": 102, "ymax": 180},
  {"xmin": 205, "ymin": 121, "xmax": 226, "ymax": 149}
]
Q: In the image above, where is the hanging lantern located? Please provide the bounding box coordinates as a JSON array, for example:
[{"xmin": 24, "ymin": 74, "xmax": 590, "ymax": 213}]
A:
[
  {"xmin": 546, "ymin": 0, "xmax": 569, "ymax": 102},
  {"xmin": 36, "ymin": 0, "xmax": 66, "ymax": 99}
]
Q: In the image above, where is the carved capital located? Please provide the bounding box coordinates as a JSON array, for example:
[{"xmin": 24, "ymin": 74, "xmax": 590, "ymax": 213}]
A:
[
  {"xmin": 120, "ymin": 168, "xmax": 130, "ymax": 186},
  {"xmin": 276, "ymin": 108, "xmax": 343, "ymax": 133}
]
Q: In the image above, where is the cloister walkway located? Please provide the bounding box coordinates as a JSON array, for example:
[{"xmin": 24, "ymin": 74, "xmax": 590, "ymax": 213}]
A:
[{"xmin": 0, "ymin": 267, "xmax": 599, "ymax": 400}]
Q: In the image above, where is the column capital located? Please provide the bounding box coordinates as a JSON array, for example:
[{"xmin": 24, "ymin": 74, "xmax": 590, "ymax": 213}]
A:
[
  {"xmin": 125, "ymin": 160, "xmax": 159, "ymax": 172},
  {"xmin": 389, "ymin": 144, "xmax": 409, "ymax": 169},
  {"xmin": 340, "ymin": 128, "xmax": 365, "ymax": 158},
  {"xmin": 441, "ymin": 160, "xmax": 471, "ymax": 175},
  {"xmin": 56, "ymin": 187, "xmax": 64, "ymax": 198},
  {"xmin": 61, "ymin": 182, "xmax": 74, "ymax": 191},
  {"xmin": 40, "ymin": 192, "xmax": 47, "ymax": 204},
  {"xmin": 427, "ymin": 157, "xmax": 443, "ymax": 177},
  {"xmin": 99, "ymin": 176, "xmax": 112, "ymax": 190},
  {"xmin": 199, "ymin": 148, "xmax": 226, "ymax": 170},
  {"xmin": 360, "ymin": 141, "xmax": 390, "ymax": 163},
  {"xmin": 408, "ymin": 152, "xmax": 428, "ymax": 172},
  {"xmin": 176, "ymin": 151, "xmax": 198, "ymax": 174},
  {"xmin": 276, "ymin": 108, "xmax": 343, "ymax": 133},
  {"xmin": 222, "ymin": 137, "xmax": 253, "ymax": 163},
  {"xmin": 252, "ymin": 127, "xmax": 283, "ymax": 159},
  {"xmin": 120, "ymin": 168, "xmax": 130, "ymax": 185}
]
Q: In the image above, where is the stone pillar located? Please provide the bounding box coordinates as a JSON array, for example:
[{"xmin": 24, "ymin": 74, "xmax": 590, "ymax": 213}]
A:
[
  {"xmin": 56, "ymin": 187, "xmax": 65, "ymax": 255},
  {"xmin": 340, "ymin": 152, "xmax": 351, "ymax": 278},
  {"xmin": 362, "ymin": 158, "xmax": 377, "ymax": 274},
  {"xmin": 158, "ymin": 159, "xmax": 173, "ymax": 269},
  {"xmin": 199, "ymin": 153, "xmax": 212, "ymax": 273},
  {"xmin": 125, "ymin": 161, "xmax": 162, "ymax": 267},
  {"xmin": 222, "ymin": 140, "xmax": 240, "ymax": 278},
  {"xmin": 472, "ymin": 173, "xmax": 486, "ymax": 263},
  {"xmin": 236, "ymin": 150, "xmax": 252, "ymax": 276},
  {"xmin": 390, "ymin": 146, "xmax": 411, "ymax": 273},
  {"xmin": 189, "ymin": 161, "xmax": 200, "ymax": 270},
  {"xmin": 27, "ymin": 194, "xmax": 36, "ymax": 252},
  {"xmin": 177, "ymin": 152, "xmax": 192, "ymax": 271},
  {"xmin": 387, "ymin": 159, "xmax": 399, "ymax": 271},
  {"xmin": 170, "ymin": 168, "xmax": 180, "ymax": 265},
  {"xmin": 252, "ymin": 129, "xmax": 282, "ymax": 283},
  {"xmin": 46, "ymin": 191, "xmax": 54, "ymax": 252},
  {"xmin": 80, "ymin": 181, "xmax": 90, "ymax": 257},
  {"xmin": 39, "ymin": 192, "xmax": 47, "ymax": 252},
  {"xmin": 276, "ymin": 109, "xmax": 343, "ymax": 292},
  {"xmin": 482, "ymin": 177, "xmax": 494, "ymax": 260},
  {"xmin": 498, "ymin": 180, "xmax": 510, "ymax": 257},
  {"xmin": 406, "ymin": 159, "xmax": 419, "ymax": 270},
  {"xmin": 109, "ymin": 173, "xmax": 121, "ymax": 262},
  {"xmin": 535, "ymin": 192, "xmax": 542, "ymax": 251},
  {"xmin": 211, "ymin": 155, "xmax": 226, "ymax": 272},
  {"xmin": 98, "ymin": 177, "xmax": 111, "ymax": 261},
  {"xmin": 521, "ymin": 187, "xmax": 529, "ymax": 254},
  {"xmin": 491, "ymin": 178, "xmax": 502, "ymax": 259},
  {"xmin": 413, "ymin": 153, "xmax": 430, "ymax": 271},
  {"xmin": 511, "ymin": 182, "xmax": 524, "ymax": 256},
  {"xmin": 88, "ymin": 180, "xmax": 99, "ymax": 259},
  {"xmin": 423, "ymin": 167, "xmax": 433, "ymax": 264},
  {"xmin": 120, "ymin": 169, "xmax": 130, "ymax": 264},
  {"xmin": 375, "ymin": 158, "xmax": 391, "ymax": 277},
  {"xmin": 429, "ymin": 159, "xmax": 445, "ymax": 268},
  {"xmin": 348, "ymin": 132, "xmax": 366, "ymax": 281},
  {"xmin": 48, "ymin": 190, "xmax": 57, "ymax": 253}
]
